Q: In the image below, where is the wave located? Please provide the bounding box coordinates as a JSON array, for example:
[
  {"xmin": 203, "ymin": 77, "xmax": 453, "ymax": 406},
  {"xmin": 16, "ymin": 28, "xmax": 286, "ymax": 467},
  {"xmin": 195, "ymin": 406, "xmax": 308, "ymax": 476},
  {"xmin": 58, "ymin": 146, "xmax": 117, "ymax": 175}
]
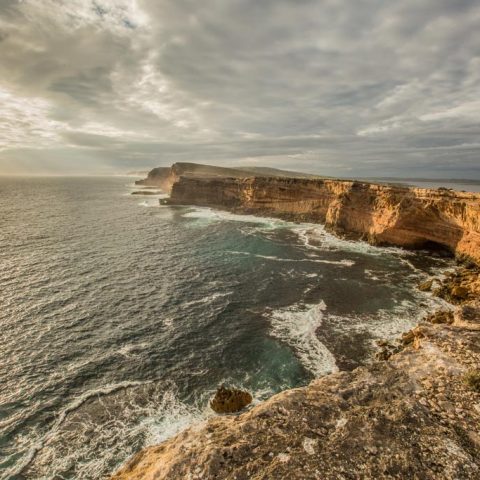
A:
[
  {"xmin": 267, "ymin": 301, "xmax": 338, "ymax": 377},
  {"xmin": 179, "ymin": 206, "xmax": 415, "ymax": 261},
  {"xmin": 7, "ymin": 381, "xmax": 150, "ymax": 479},
  {"xmin": 141, "ymin": 388, "xmax": 207, "ymax": 447},
  {"xmin": 291, "ymin": 224, "xmax": 414, "ymax": 257},
  {"xmin": 136, "ymin": 193, "xmax": 169, "ymax": 207},
  {"xmin": 177, "ymin": 208, "xmax": 454, "ymax": 288},
  {"xmin": 227, "ymin": 250, "xmax": 354, "ymax": 266},
  {"xmin": 322, "ymin": 287, "xmax": 452, "ymax": 344},
  {"xmin": 181, "ymin": 207, "xmax": 287, "ymax": 227},
  {"xmin": 10, "ymin": 381, "xmax": 206, "ymax": 480},
  {"xmin": 182, "ymin": 291, "xmax": 233, "ymax": 308}
]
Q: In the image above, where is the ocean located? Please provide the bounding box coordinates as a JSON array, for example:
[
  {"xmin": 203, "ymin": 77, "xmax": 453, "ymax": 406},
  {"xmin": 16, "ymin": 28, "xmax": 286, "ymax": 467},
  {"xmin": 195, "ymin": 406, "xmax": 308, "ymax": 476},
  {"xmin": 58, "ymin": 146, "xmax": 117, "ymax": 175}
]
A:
[{"xmin": 0, "ymin": 176, "xmax": 452, "ymax": 479}]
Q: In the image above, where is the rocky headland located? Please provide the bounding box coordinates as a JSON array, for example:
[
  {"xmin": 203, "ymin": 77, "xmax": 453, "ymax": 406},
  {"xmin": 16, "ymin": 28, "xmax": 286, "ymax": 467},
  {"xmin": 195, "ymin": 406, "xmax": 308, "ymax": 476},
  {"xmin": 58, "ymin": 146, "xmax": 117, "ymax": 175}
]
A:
[
  {"xmin": 169, "ymin": 176, "xmax": 480, "ymax": 265},
  {"xmin": 134, "ymin": 162, "xmax": 322, "ymax": 193},
  {"xmin": 136, "ymin": 163, "xmax": 480, "ymax": 263},
  {"xmin": 113, "ymin": 164, "xmax": 480, "ymax": 479}
]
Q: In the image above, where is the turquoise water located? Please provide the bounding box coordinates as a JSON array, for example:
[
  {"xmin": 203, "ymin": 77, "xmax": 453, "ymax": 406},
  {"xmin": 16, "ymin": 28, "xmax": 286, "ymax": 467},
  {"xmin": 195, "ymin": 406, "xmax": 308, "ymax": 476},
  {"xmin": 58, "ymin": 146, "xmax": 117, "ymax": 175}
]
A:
[{"xmin": 0, "ymin": 177, "xmax": 452, "ymax": 479}]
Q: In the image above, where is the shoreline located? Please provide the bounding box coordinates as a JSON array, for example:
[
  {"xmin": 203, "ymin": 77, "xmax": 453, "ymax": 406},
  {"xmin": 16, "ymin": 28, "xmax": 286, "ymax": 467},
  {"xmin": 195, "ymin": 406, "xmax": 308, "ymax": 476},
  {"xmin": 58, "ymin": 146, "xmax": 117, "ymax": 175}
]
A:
[
  {"xmin": 111, "ymin": 263, "xmax": 480, "ymax": 479},
  {"xmin": 112, "ymin": 167, "xmax": 480, "ymax": 479},
  {"xmin": 167, "ymin": 175, "xmax": 480, "ymax": 264}
]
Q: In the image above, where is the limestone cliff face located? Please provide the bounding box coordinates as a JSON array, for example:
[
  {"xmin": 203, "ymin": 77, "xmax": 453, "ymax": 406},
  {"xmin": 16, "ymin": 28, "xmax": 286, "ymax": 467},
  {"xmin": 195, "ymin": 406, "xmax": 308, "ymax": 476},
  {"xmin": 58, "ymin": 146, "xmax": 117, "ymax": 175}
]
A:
[{"xmin": 169, "ymin": 176, "xmax": 480, "ymax": 264}]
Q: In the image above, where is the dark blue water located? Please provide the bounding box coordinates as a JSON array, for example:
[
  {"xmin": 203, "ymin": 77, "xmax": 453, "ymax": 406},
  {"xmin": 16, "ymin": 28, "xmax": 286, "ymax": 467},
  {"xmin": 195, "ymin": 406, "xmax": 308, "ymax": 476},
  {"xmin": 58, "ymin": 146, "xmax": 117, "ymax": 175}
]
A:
[{"xmin": 0, "ymin": 177, "xmax": 452, "ymax": 479}]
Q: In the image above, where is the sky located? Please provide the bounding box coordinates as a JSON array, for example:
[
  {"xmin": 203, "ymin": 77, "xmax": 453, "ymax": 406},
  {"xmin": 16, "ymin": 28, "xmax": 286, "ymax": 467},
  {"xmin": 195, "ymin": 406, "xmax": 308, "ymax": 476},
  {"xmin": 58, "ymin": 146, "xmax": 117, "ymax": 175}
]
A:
[{"xmin": 0, "ymin": 0, "xmax": 479, "ymax": 178}]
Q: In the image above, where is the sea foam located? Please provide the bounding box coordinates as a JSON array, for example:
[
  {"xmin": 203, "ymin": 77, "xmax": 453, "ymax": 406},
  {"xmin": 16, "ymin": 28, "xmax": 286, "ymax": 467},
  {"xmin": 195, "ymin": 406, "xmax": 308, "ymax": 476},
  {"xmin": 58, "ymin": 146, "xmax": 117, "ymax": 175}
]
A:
[
  {"xmin": 228, "ymin": 250, "xmax": 354, "ymax": 266},
  {"xmin": 181, "ymin": 207, "xmax": 286, "ymax": 227},
  {"xmin": 13, "ymin": 382, "xmax": 206, "ymax": 480},
  {"xmin": 268, "ymin": 301, "xmax": 338, "ymax": 377},
  {"xmin": 181, "ymin": 206, "xmax": 413, "ymax": 260}
]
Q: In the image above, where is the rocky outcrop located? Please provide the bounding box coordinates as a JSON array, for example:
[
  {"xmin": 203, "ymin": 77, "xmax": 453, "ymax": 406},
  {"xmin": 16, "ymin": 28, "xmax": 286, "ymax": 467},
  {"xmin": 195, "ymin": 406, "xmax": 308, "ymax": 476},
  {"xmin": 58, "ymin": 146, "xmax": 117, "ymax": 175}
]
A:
[
  {"xmin": 168, "ymin": 176, "xmax": 480, "ymax": 264},
  {"xmin": 434, "ymin": 265, "xmax": 480, "ymax": 303},
  {"xmin": 112, "ymin": 286, "xmax": 480, "ymax": 479},
  {"xmin": 210, "ymin": 386, "xmax": 253, "ymax": 414},
  {"xmin": 135, "ymin": 164, "xmax": 247, "ymax": 192}
]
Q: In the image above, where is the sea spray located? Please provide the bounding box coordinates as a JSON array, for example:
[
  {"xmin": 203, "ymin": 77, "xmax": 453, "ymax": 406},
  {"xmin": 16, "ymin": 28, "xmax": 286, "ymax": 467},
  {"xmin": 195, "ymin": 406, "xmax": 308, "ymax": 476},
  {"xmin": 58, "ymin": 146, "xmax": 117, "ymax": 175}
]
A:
[{"xmin": 268, "ymin": 301, "xmax": 338, "ymax": 377}]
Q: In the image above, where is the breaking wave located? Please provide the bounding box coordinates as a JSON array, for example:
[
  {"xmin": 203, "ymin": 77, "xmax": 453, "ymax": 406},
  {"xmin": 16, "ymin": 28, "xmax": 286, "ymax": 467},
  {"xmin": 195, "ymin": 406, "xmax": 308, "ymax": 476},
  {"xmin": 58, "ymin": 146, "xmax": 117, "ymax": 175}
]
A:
[
  {"xmin": 227, "ymin": 250, "xmax": 355, "ymax": 266},
  {"xmin": 181, "ymin": 206, "xmax": 287, "ymax": 227},
  {"xmin": 12, "ymin": 382, "xmax": 205, "ymax": 480},
  {"xmin": 268, "ymin": 301, "xmax": 338, "ymax": 377}
]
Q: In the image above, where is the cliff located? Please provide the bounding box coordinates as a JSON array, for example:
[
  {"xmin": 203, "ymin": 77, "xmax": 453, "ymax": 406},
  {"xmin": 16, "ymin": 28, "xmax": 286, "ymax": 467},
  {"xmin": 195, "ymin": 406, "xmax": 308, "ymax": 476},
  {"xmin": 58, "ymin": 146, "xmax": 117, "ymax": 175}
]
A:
[
  {"xmin": 135, "ymin": 163, "xmax": 322, "ymax": 192},
  {"xmin": 112, "ymin": 286, "xmax": 480, "ymax": 479},
  {"xmin": 115, "ymin": 168, "xmax": 480, "ymax": 479},
  {"xmin": 168, "ymin": 176, "xmax": 480, "ymax": 264},
  {"xmin": 134, "ymin": 167, "xmax": 171, "ymax": 189}
]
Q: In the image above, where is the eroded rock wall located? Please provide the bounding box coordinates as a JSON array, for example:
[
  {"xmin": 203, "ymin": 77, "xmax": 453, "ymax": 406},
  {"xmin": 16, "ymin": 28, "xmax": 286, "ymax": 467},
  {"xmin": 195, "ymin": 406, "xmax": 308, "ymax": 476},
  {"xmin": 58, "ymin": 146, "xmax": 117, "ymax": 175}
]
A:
[{"xmin": 169, "ymin": 176, "xmax": 480, "ymax": 263}]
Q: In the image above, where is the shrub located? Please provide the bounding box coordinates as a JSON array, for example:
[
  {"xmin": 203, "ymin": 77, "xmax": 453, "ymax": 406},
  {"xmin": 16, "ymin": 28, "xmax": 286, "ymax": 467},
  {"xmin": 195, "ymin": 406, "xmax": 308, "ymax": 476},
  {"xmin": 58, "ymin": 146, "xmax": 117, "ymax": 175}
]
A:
[{"xmin": 463, "ymin": 370, "xmax": 480, "ymax": 393}]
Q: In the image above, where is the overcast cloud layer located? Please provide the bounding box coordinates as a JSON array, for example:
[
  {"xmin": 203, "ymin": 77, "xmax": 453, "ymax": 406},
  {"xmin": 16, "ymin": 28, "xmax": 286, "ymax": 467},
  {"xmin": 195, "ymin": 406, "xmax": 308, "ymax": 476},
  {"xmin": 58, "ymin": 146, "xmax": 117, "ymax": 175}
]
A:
[{"xmin": 0, "ymin": 0, "xmax": 479, "ymax": 177}]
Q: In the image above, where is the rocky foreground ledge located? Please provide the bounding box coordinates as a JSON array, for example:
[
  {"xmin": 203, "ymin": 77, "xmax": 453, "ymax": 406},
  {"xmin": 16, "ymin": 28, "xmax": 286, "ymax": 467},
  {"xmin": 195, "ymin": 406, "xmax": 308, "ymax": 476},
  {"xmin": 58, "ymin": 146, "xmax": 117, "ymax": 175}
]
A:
[{"xmin": 112, "ymin": 270, "xmax": 480, "ymax": 480}]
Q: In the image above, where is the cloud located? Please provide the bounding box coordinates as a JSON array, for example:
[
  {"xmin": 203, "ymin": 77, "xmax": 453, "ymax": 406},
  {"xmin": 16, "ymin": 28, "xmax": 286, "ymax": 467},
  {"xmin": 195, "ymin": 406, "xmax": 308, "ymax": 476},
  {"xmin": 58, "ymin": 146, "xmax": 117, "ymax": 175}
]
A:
[
  {"xmin": 420, "ymin": 101, "xmax": 480, "ymax": 122},
  {"xmin": 0, "ymin": 87, "xmax": 65, "ymax": 150},
  {"xmin": 0, "ymin": 0, "xmax": 479, "ymax": 178}
]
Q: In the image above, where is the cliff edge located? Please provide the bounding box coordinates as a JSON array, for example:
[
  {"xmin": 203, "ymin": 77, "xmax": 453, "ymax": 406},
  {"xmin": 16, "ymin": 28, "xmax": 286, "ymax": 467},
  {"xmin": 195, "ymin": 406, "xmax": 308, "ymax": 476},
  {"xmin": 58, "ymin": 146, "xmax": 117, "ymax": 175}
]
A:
[
  {"xmin": 135, "ymin": 163, "xmax": 323, "ymax": 192},
  {"xmin": 169, "ymin": 176, "xmax": 480, "ymax": 264},
  {"xmin": 116, "ymin": 166, "xmax": 480, "ymax": 479}
]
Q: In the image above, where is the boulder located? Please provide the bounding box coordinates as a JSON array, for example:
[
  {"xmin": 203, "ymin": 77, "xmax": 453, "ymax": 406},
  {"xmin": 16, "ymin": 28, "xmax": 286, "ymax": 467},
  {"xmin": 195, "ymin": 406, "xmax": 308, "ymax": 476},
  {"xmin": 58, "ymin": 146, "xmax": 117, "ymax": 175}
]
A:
[
  {"xmin": 426, "ymin": 310, "xmax": 454, "ymax": 325},
  {"xmin": 452, "ymin": 286, "xmax": 469, "ymax": 300},
  {"xmin": 210, "ymin": 386, "xmax": 253, "ymax": 414},
  {"xmin": 418, "ymin": 279, "xmax": 433, "ymax": 292}
]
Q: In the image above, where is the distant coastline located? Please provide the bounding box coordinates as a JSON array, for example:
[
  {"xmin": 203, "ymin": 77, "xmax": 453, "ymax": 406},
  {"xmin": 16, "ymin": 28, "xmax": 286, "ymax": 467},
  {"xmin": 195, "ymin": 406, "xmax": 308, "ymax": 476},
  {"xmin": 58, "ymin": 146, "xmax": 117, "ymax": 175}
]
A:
[{"xmin": 364, "ymin": 177, "xmax": 480, "ymax": 193}]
